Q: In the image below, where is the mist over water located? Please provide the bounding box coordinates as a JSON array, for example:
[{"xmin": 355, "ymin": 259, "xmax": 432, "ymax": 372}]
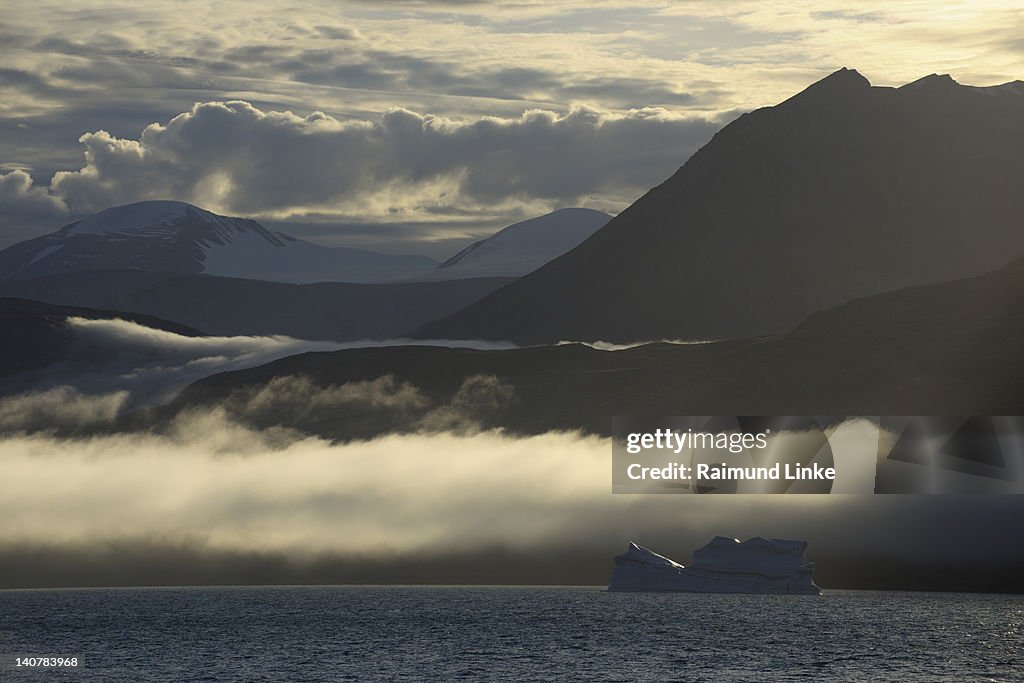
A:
[
  {"xmin": 2, "ymin": 320, "xmax": 1024, "ymax": 590},
  {"xmin": 2, "ymin": 395, "xmax": 1024, "ymax": 589}
]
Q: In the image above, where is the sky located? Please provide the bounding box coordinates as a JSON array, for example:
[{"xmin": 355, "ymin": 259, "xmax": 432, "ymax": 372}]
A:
[{"xmin": 1, "ymin": 0, "xmax": 1023, "ymax": 256}]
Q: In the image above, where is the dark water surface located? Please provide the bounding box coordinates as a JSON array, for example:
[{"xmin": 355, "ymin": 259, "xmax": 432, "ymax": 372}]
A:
[{"xmin": 1, "ymin": 586, "xmax": 1021, "ymax": 681}]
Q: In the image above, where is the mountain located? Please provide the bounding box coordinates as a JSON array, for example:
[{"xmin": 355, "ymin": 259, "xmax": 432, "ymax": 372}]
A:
[
  {"xmin": 0, "ymin": 201, "xmax": 437, "ymax": 284},
  {"xmin": 0, "ymin": 270, "xmax": 514, "ymax": 341},
  {"xmin": 410, "ymin": 208, "xmax": 611, "ymax": 280},
  {"xmin": 416, "ymin": 69, "xmax": 1024, "ymax": 343},
  {"xmin": 0, "ymin": 297, "xmax": 202, "ymax": 379},
  {"xmin": 162, "ymin": 249, "xmax": 1024, "ymax": 440}
]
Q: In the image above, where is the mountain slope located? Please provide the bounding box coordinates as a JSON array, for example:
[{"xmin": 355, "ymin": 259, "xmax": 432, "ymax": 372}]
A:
[
  {"xmin": 411, "ymin": 208, "xmax": 611, "ymax": 280},
  {"xmin": 0, "ymin": 201, "xmax": 437, "ymax": 284},
  {"xmin": 165, "ymin": 250, "xmax": 1024, "ymax": 440},
  {"xmin": 0, "ymin": 270, "xmax": 513, "ymax": 341},
  {"xmin": 416, "ymin": 69, "xmax": 1024, "ymax": 343}
]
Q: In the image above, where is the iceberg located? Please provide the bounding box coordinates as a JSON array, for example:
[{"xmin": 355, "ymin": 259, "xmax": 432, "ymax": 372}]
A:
[{"xmin": 608, "ymin": 536, "xmax": 821, "ymax": 594}]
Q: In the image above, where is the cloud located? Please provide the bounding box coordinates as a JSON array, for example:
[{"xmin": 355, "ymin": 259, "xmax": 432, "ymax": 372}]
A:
[
  {"xmin": 11, "ymin": 317, "xmax": 350, "ymax": 408},
  {"xmin": 0, "ymin": 386, "xmax": 127, "ymax": 431},
  {"xmin": 1, "ymin": 405, "xmax": 1023, "ymax": 589},
  {"xmin": 0, "ymin": 169, "xmax": 68, "ymax": 216},
  {"xmin": 0, "ymin": 67, "xmax": 68, "ymax": 102},
  {"xmin": 415, "ymin": 373, "xmax": 516, "ymax": 433},
  {"xmin": 185, "ymin": 372, "xmax": 517, "ymax": 439},
  {"xmin": 0, "ymin": 170, "xmax": 70, "ymax": 246},
  {"xmin": 0, "ymin": 327, "xmax": 515, "ymax": 438},
  {"xmin": 0, "ymin": 415, "xmax": 613, "ymax": 554},
  {"xmin": 4, "ymin": 316, "xmax": 520, "ymax": 411},
  {"xmin": 226, "ymin": 372, "xmax": 513, "ymax": 424},
  {"xmin": 283, "ymin": 50, "xmax": 711, "ymax": 109},
  {"xmin": 48, "ymin": 100, "xmax": 720, "ymax": 219},
  {"xmin": 235, "ymin": 375, "xmax": 429, "ymax": 418}
]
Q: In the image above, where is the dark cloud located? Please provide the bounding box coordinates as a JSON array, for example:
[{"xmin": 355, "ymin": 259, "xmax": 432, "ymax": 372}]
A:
[
  {"xmin": 268, "ymin": 46, "xmax": 714, "ymax": 109},
  {"xmin": 17, "ymin": 21, "xmax": 724, "ymax": 114},
  {"xmin": 558, "ymin": 76, "xmax": 710, "ymax": 106},
  {"xmin": 47, "ymin": 100, "xmax": 721, "ymax": 217},
  {"xmin": 34, "ymin": 37, "xmax": 204, "ymax": 67},
  {"xmin": 0, "ymin": 67, "xmax": 68, "ymax": 99}
]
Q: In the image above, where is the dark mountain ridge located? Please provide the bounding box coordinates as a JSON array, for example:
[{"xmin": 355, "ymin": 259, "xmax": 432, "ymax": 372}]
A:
[
  {"xmin": 416, "ymin": 68, "xmax": 1024, "ymax": 344},
  {"xmin": 163, "ymin": 249, "xmax": 1024, "ymax": 440}
]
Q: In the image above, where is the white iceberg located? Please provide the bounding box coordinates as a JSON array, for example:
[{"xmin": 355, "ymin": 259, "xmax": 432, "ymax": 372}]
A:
[{"xmin": 608, "ymin": 536, "xmax": 821, "ymax": 594}]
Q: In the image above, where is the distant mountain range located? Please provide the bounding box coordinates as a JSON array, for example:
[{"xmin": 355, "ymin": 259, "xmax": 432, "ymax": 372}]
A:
[
  {"xmin": 0, "ymin": 201, "xmax": 437, "ymax": 284},
  {"xmin": 0, "ymin": 201, "xmax": 610, "ymax": 285},
  {"xmin": 416, "ymin": 69, "xmax": 1024, "ymax": 343},
  {"xmin": 408, "ymin": 208, "xmax": 610, "ymax": 280},
  {"xmin": 0, "ymin": 202, "xmax": 612, "ymax": 339}
]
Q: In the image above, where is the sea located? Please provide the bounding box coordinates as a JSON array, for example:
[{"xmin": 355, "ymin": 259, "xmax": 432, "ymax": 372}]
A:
[{"xmin": 1, "ymin": 587, "xmax": 1021, "ymax": 682}]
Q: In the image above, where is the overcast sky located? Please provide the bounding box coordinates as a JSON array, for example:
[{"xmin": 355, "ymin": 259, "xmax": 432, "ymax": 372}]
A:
[{"xmin": 2, "ymin": 0, "xmax": 1022, "ymax": 256}]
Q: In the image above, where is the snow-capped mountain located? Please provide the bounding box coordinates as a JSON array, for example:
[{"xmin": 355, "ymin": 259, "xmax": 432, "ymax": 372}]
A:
[
  {"xmin": 408, "ymin": 208, "xmax": 611, "ymax": 281},
  {"xmin": 0, "ymin": 201, "xmax": 437, "ymax": 284}
]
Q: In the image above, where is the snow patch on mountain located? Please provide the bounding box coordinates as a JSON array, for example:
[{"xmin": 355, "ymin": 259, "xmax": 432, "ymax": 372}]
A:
[{"xmin": 69, "ymin": 201, "xmax": 198, "ymax": 235}]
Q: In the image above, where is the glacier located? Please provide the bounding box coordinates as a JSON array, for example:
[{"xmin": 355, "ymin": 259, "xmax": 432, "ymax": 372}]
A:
[{"xmin": 608, "ymin": 537, "xmax": 821, "ymax": 594}]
